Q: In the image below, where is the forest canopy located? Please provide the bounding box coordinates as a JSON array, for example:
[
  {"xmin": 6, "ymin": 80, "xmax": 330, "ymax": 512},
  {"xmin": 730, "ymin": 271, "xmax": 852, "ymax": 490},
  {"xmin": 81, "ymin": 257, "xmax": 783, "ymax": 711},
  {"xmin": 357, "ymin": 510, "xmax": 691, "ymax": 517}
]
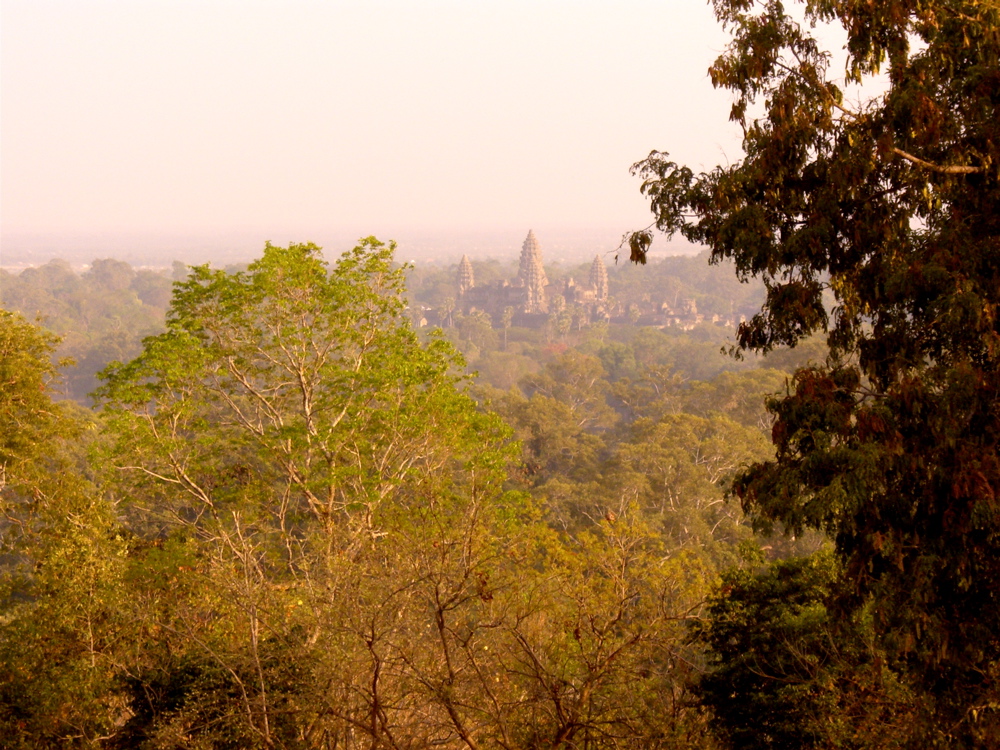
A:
[
  {"xmin": 2, "ymin": 240, "xmax": 782, "ymax": 748},
  {"xmin": 1, "ymin": 0, "xmax": 997, "ymax": 748}
]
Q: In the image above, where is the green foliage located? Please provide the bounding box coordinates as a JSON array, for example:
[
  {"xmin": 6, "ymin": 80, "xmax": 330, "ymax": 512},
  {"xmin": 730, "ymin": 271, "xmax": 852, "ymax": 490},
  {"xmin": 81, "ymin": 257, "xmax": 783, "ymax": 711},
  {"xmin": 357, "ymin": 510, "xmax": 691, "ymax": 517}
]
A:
[
  {"xmin": 1, "ymin": 260, "xmax": 171, "ymax": 402},
  {"xmin": 2, "ymin": 239, "xmax": 817, "ymax": 746},
  {"xmin": 97, "ymin": 239, "xmax": 491, "ymax": 532},
  {"xmin": 636, "ymin": 0, "xmax": 1000, "ymax": 743},
  {"xmin": 695, "ymin": 551, "xmax": 917, "ymax": 749},
  {"xmin": 0, "ymin": 310, "xmax": 64, "ymax": 468},
  {"xmin": 0, "ymin": 312, "xmax": 130, "ymax": 747},
  {"xmin": 604, "ymin": 414, "xmax": 770, "ymax": 562},
  {"xmin": 681, "ymin": 369, "xmax": 787, "ymax": 431},
  {"xmin": 521, "ymin": 351, "xmax": 618, "ymax": 431},
  {"xmin": 90, "ymin": 240, "xmax": 524, "ymax": 745},
  {"xmin": 86, "ymin": 239, "xmax": 727, "ymax": 747}
]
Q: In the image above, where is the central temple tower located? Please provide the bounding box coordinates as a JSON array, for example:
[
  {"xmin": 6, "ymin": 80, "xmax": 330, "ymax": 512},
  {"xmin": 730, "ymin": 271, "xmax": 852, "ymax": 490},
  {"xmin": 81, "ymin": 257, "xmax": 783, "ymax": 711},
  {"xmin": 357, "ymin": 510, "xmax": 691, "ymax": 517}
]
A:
[
  {"xmin": 589, "ymin": 254, "xmax": 609, "ymax": 302},
  {"xmin": 516, "ymin": 229, "xmax": 548, "ymax": 314},
  {"xmin": 457, "ymin": 254, "xmax": 475, "ymax": 295}
]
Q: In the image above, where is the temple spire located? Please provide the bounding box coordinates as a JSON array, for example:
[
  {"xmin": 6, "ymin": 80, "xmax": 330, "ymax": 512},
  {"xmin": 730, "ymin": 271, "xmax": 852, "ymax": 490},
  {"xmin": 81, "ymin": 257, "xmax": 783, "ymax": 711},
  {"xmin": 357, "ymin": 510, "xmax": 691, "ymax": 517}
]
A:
[
  {"xmin": 516, "ymin": 230, "xmax": 548, "ymax": 313},
  {"xmin": 589, "ymin": 255, "xmax": 608, "ymax": 301},
  {"xmin": 458, "ymin": 254, "xmax": 474, "ymax": 295}
]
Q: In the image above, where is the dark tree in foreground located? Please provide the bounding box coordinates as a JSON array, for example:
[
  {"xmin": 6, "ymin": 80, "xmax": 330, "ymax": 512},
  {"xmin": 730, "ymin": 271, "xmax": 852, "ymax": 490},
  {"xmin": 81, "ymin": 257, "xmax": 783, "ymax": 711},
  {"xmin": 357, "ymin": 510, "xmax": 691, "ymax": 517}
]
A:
[
  {"xmin": 634, "ymin": 0, "xmax": 999, "ymax": 745},
  {"xmin": 694, "ymin": 551, "xmax": 917, "ymax": 750}
]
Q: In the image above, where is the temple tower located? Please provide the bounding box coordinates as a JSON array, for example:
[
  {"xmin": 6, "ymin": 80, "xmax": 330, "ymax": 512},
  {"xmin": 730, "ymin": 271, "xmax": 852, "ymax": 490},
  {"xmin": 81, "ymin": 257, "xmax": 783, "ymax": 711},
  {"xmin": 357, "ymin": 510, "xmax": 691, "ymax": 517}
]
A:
[
  {"xmin": 589, "ymin": 255, "xmax": 609, "ymax": 301},
  {"xmin": 458, "ymin": 254, "xmax": 475, "ymax": 296},
  {"xmin": 516, "ymin": 230, "xmax": 548, "ymax": 313}
]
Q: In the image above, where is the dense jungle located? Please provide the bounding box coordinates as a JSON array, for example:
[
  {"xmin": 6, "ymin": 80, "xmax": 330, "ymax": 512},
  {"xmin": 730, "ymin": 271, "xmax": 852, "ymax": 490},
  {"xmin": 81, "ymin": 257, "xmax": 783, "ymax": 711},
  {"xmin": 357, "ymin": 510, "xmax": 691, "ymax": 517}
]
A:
[
  {"xmin": 2, "ymin": 0, "xmax": 998, "ymax": 747},
  {"xmin": 0, "ymin": 243, "xmax": 817, "ymax": 748}
]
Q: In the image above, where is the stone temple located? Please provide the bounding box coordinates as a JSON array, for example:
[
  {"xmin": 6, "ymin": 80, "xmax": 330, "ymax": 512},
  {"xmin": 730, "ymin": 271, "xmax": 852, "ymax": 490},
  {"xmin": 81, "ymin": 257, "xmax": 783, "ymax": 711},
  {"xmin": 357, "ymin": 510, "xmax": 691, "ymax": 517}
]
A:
[
  {"xmin": 411, "ymin": 229, "xmax": 744, "ymax": 332},
  {"xmin": 452, "ymin": 230, "xmax": 610, "ymax": 327}
]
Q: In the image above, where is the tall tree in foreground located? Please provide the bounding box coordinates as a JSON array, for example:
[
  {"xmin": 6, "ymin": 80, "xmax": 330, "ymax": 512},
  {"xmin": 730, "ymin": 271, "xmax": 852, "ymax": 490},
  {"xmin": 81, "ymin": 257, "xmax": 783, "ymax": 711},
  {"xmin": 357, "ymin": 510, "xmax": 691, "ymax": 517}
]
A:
[
  {"xmin": 633, "ymin": 0, "xmax": 999, "ymax": 745},
  {"xmin": 0, "ymin": 312, "xmax": 128, "ymax": 747},
  {"xmin": 97, "ymin": 239, "xmax": 519, "ymax": 747},
  {"xmin": 95, "ymin": 240, "xmax": 712, "ymax": 748}
]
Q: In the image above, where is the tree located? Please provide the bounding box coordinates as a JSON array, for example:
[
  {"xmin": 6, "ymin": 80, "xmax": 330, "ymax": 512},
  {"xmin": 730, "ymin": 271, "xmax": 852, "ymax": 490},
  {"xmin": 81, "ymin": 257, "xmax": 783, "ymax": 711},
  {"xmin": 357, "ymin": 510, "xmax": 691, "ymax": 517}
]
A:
[
  {"xmin": 92, "ymin": 240, "xmax": 717, "ymax": 748},
  {"xmin": 501, "ymin": 306, "xmax": 514, "ymax": 351},
  {"xmin": 694, "ymin": 551, "xmax": 917, "ymax": 750},
  {"xmin": 0, "ymin": 311, "xmax": 63, "ymax": 476},
  {"xmin": 85, "ymin": 258, "xmax": 135, "ymax": 292},
  {"xmin": 604, "ymin": 414, "xmax": 770, "ymax": 563},
  {"xmin": 521, "ymin": 351, "xmax": 617, "ymax": 432},
  {"xmin": 94, "ymin": 240, "xmax": 531, "ymax": 747},
  {"xmin": 457, "ymin": 309, "xmax": 498, "ymax": 354},
  {"xmin": 633, "ymin": 0, "xmax": 999, "ymax": 743},
  {"xmin": 0, "ymin": 312, "xmax": 129, "ymax": 747}
]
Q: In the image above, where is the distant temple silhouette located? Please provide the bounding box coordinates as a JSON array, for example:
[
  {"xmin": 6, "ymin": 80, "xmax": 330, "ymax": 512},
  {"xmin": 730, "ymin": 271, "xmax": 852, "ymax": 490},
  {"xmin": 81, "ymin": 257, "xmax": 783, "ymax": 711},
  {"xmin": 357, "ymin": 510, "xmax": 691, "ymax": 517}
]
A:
[
  {"xmin": 415, "ymin": 230, "xmax": 743, "ymax": 331},
  {"xmin": 451, "ymin": 230, "xmax": 610, "ymax": 327}
]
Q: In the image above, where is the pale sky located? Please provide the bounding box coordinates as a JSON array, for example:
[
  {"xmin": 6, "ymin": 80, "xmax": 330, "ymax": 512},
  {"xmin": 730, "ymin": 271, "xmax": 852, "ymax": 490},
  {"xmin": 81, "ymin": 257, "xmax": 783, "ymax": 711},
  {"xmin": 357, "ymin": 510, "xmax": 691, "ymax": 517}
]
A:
[{"xmin": 2, "ymin": 0, "xmax": 744, "ymax": 261}]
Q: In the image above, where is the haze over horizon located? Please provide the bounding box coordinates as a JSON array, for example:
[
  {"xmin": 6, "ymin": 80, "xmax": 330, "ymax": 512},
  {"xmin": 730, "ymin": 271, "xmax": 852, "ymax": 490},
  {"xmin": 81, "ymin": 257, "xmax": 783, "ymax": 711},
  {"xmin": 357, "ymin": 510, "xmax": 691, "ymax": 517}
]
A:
[{"xmin": 2, "ymin": 1, "xmax": 741, "ymax": 268}]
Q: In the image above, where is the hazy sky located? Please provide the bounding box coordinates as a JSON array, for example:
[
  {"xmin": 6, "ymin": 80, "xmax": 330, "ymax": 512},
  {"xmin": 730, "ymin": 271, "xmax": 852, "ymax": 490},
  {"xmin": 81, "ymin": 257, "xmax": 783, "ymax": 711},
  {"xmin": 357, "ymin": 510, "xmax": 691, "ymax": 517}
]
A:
[{"xmin": 2, "ymin": 1, "xmax": 745, "ymax": 259}]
